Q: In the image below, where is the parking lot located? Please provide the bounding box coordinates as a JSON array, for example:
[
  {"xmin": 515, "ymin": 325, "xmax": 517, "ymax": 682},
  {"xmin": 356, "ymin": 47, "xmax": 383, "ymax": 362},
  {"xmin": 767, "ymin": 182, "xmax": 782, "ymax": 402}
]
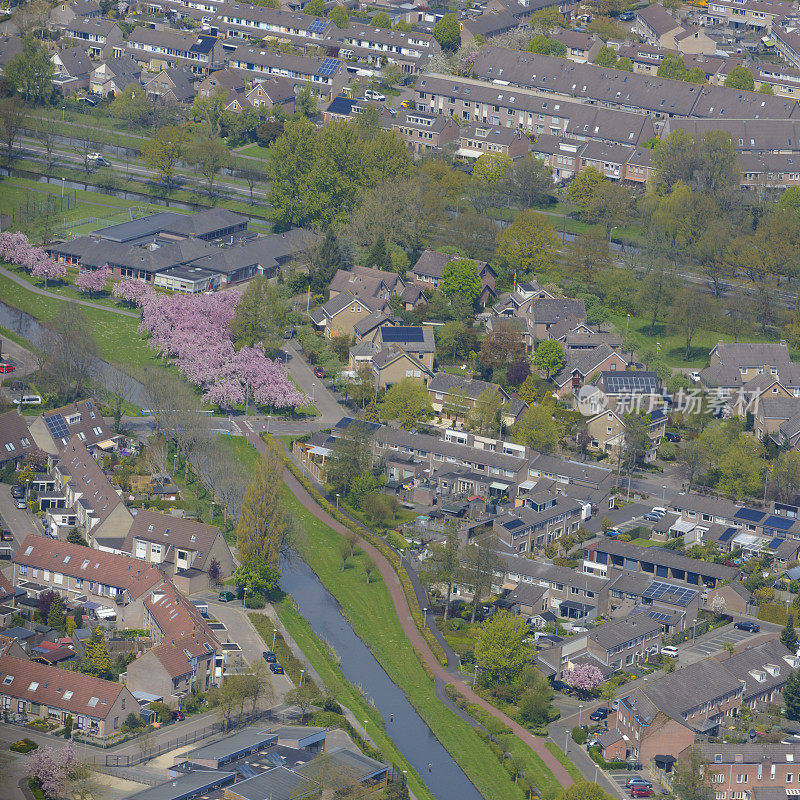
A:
[
  {"xmin": 607, "ymin": 772, "xmax": 662, "ymax": 798},
  {"xmin": 679, "ymin": 625, "xmax": 760, "ymax": 663}
]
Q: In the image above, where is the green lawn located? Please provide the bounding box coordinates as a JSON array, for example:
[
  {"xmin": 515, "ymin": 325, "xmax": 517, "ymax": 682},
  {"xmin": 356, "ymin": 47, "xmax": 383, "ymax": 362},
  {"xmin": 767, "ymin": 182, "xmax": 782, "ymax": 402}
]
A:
[
  {"xmin": 546, "ymin": 743, "xmax": 583, "ymax": 783},
  {"xmin": 0, "ymin": 273, "xmax": 158, "ymax": 370},
  {"xmin": 270, "ymin": 601, "xmax": 436, "ymax": 800},
  {"xmin": 234, "ymin": 143, "xmax": 272, "ymax": 160},
  {"xmin": 281, "ymin": 485, "xmax": 558, "ymax": 800},
  {"xmin": 626, "ymin": 538, "xmax": 660, "ymax": 547}
]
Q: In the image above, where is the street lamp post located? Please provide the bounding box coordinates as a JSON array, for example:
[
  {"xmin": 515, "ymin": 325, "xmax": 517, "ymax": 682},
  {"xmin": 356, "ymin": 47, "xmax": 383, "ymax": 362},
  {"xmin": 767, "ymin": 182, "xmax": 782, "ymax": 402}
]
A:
[
  {"xmin": 609, "ymin": 225, "xmax": 618, "ymax": 244},
  {"xmin": 423, "ymin": 607, "xmax": 428, "ymax": 627},
  {"xmin": 243, "ymin": 587, "xmax": 248, "ymax": 608},
  {"xmin": 364, "ymin": 719, "xmax": 368, "ymax": 737},
  {"xmin": 595, "ymin": 764, "xmax": 599, "ymax": 783},
  {"xmin": 272, "ymin": 628, "xmax": 277, "ymax": 651},
  {"xmin": 300, "ymin": 669, "xmax": 305, "ymax": 688},
  {"xmin": 579, "ymin": 704, "xmax": 584, "ymax": 727},
  {"xmin": 209, "ymin": 500, "xmax": 215, "ymax": 524},
  {"xmin": 564, "ymin": 728, "xmax": 569, "ymax": 755},
  {"xmin": 61, "ymin": 177, "xmax": 65, "ymax": 199},
  {"xmin": 626, "ymin": 313, "xmax": 631, "ymax": 331},
  {"xmin": 61, "ymin": 106, "xmax": 65, "ymax": 121},
  {"xmin": 25, "ymin": 479, "xmax": 30, "ymax": 505},
  {"xmin": 662, "ymin": 485, "xmax": 666, "ymax": 502},
  {"xmin": 311, "ymin": 382, "xmax": 316, "ymax": 404},
  {"xmin": 267, "ymin": 415, "xmax": 271, "ymax": 433},
  {"xmin": 336, "ymin": 493, "xmax": 340, "ymax": 512},
  {"xmin": 173, "ymin": 453, "xmax": 178, "ymax": 475}
]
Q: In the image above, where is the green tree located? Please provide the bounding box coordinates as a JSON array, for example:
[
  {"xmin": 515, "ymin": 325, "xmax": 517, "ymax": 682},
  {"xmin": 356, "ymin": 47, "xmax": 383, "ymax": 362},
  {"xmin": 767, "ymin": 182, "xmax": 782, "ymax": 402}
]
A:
[
  {"xmin": 303, "ymin": 0, "xmax": 325, "ymax": 14},
  {"xmin": 327, "ymin": 421, "xmax": 374, "ymax": 497},
  {"xmin": 530, "ymin": 7, "xmax": 566, "ymax": 34},
  {"xmin": 462, "ymin": 534, "xmax": 502, "ymax": 623},
  {"xmin": 495, "ymin": 209, "xmax": 560, "ymax": 277},
  {"xmin": 363, "ymin": 398, "xmax": 379, "ymax": 422},
  {"xmin": 623, "ymin": 413, "xmax": 651, "ymax": 468},
  {"xmin": 657, "ymin": 52, "xmax": 689, "ymax": 81},
  {"xmin": 533, "ymin": 340, "xmax": 566, "ymax": 378},
  {"xmin": 668, "ymin": 285, "xmax": 707, "ymax": 361},
  {"xmin": 782, "ymin": 614, "xmax": 799, "ymax": 652},
  {"xmin": 566, "ymin": 167, "xmax": 605, "ymax": 213},
  {"xmin": 187, "ymin": 126, "xmax": 230, "ymax": 195},
  {"xmin": 474, "ymin": 610, "xmax": 531, "ymax": 686},
  {"xmin": 771, "ymin": 450, "xmax": 800, "ymax": 503},
  {"xmin": 785, "ymin": 669, "xmax": 800, "ymax": 720},
  {"xmin": 511, "ymin": 153, "xmax": 553, "ymax": 206},
  {"xmin": 424, "ymin": 521, "xmax": 461, "ymax": 620},
  {"xmin": 309, "ymin": 228, "xmax": 343, "ymax": 293},
  {"xmin": 441, "ymin": 258, "xmax": 481, "ymax": 305},
  {"xmin": 672, "ymin": 746, "xmax": 714, "ymax": 800},
  {"xmin": 617, "ymin": 56, "xmax": 633, "ymax": 72},
  {"xmin": 364, "ymin": 232, "xmax": 391, "ymax": 270},
  {"xmin": 47, "ymin": 593, "xmax": 65, "ymax": 632},
  {"xmin": 4, "ymin": 37, "xmax": 53, "ymax": 103},
  {"xmin": 382, "ymin": 379, "xmax": 433, "ymax": 427},
  {"xmin": 585, "ymin": 15, "xmax": 625, "ymax": 41},
  {"xmin": 433, "ymin": 12, "xmax": 460, "ymax": 50},
  {"xmin": 560, "ymin": 782, "xmax": 616, "ymax": 800},
  {"xmin": 479, "ymin": 319, "xmax": 527, "ymax": 371},
  {"xmin": 594, "ymin": 45, "xmax": 617, "ymax": 67},
  {"xmin": 518, "ymin": 375, "xmax": 542, "ymax": 405},
  {"xmin": 66, "ymin": 528, "xmax": 88, "ymax": 546},
  {"xmin": 518, "ymin": 669, "xmax": 554, "ymax": 726},
  {"xmin": 759, "ymin": 83, "xmax": 774, "ymax": 95},
  {"xmin": 466, "ymin": 387, "xmax": 504, "ymax": 437},
  {"xmin": 141, "ymin": 124, "xmax": 189, "ymax": 192},
  {"xmin": 229, "ymin": 276, "xmax": 286, "ymax": 355},
  {"xmin": 235, "ymin": 445, "xmax": 287, "ymax": 565},
  {"xmin": 232, "ymin": 558, "xmax": 282, "ymax": 603},
  {"xmin": 513, "ymin": 404, "xmax": 561, "ymax": 453},
  {"xmin": 779, "ymin": 186, "xmax": 800, "ymax": 213},
  {"xmin": 725, "ymin": 66, "xmax": 755, "ymax": 91},
  {"xmin": 372, "ymin": 11, "xmax": 391, "ymax": 27},
  {"xmin": 472, "ymin": 151, "xmax": 513, "ymax": 191},
  {"xmin": 188, "ymin": 88, "xmax": 229, "ymax": 136},
  {"xmin": 329, "ymin": 4, "xmax": 349, "ymax": 27},
  {"xmin": 85, "ymin": 627, "xmax": 111, "ymax": 677},
  {"xmin": 687, "ymin": 66, "xmax": 707, "ymax": 83},
  {"xmin": 528, "ymin": 34, "xmax": 554, "ymax": 55}
]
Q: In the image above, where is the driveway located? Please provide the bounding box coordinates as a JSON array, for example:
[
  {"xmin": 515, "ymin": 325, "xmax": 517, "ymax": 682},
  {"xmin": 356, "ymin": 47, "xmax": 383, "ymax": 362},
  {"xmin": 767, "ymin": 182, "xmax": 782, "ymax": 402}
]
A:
[
  {"xmin": 583, "ymin": 503, "xmax": 649, "ymax": 534},
  {"xmin": 280, "ymin": 340, "xmax": 344, "ymax": 424},
  {"xmin": 0, "ymin": 481, "xmax": 43, "ymax": 546}
]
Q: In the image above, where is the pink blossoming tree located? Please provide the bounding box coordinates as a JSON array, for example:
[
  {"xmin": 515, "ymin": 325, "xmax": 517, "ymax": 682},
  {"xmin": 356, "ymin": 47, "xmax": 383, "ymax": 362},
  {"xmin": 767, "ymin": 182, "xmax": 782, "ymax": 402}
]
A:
[
  {"xmin": 562, "ymin": 663, "xmax": 604, "ymax": 694},
  {"xmin": 0, "ymin": 231, "xmax": 66, "ymax": 287},
  {"xmin": 26, "ymin": 743, "xmax": 78, "ymax": 798},
  {"xmin": 112, "ymin": 278, "xmax": 155, "ymax": 308},
  {"xmin": 75, "ymin": 266, "xmax": 111, "ymax": 295}
]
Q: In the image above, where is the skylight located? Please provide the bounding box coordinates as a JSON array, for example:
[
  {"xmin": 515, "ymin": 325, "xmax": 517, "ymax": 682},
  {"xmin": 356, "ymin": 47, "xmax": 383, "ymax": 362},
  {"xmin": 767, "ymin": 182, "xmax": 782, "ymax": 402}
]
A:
[
  {"xmin": 87, "ymin": 697, "xmax": 99, "ymax": 707},
  {"xmin": 24, "ymin": 546, "xmax": 33, "ymax": 556},
  {"xmin": 3, "ymin": 675, "xmax": 13, "ymax": 685},
  {"xmin": 29, "ymin": 682, "xmax": 39, "ymax": 691},
  {"xmin": 62, "ymin": 690, "xmax": 73, "ymax": 700}
]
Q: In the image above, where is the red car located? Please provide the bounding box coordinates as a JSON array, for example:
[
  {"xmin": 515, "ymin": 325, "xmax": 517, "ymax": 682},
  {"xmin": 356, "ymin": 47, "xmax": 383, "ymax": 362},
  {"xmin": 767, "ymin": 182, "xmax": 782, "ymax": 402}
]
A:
[
  {"xmin": 630, "ymin": 788, "xmax": 654, "ymax": 798},
  {"xmin": 0, "ymin": 363, "xmax": 15, "ymax": 373},
  {"xmin": 313, "ymin": 366, "xmax": 324, "ymax": 378}
]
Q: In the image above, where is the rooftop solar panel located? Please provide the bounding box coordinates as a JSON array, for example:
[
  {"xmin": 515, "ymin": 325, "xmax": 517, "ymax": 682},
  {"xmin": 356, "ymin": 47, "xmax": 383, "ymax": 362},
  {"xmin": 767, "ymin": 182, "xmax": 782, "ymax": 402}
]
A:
[
  {"xmin": 45, "ymin": 414, "xmax": 69, "ymax": 440},
  {"xmin": 642, "ymin": 580, "xmax": 697, "ymax": 606},
  {"xmin": 764, "ymin": 515, "xmax": 795, "ymax": 531},
  {"xmin": 734, "ymin": 507, "xmax": 765, "ymax": 522},
  {"xmin": 648, "ymin": 611, "xmax": 672, "ymax": 622},
  {"xmin": 317, "ymin": 57, "xmax": 341, "ymax": 76},
  {"xmin": 504, "ymin": 518, "xmax": 524, "ymax": 530},
  {"xmin": 718, "ymin": 527, "xmax": 737, "ymax": 543},
  {"xmin": 382, "ymin": 326, "xmax": 425, "ymax": 343},
  {"xmin": 308, "ymin": 18, "xmax": 327, "ymax": 32},
  {"xmin": 769, "ymin": 537, "xmax": 785, "ymax": 550}
]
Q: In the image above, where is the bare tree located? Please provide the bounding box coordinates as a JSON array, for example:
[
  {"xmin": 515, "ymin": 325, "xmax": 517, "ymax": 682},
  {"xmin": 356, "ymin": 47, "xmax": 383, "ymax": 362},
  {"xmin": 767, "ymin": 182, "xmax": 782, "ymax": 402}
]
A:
[
  {"xmin": 40, "ymin": 305, "xmax": 98, "ymax": 401},
  {"xmin": 34, "ymin": 115, "xmax": 59, "ymax": 173},
  {"xmin": 73, "ymin": 127, "xmax": 96, "ymax": 176},
  {"xmin": 0, "ymin": 98, "xmax": 25, "ymax": 168}
]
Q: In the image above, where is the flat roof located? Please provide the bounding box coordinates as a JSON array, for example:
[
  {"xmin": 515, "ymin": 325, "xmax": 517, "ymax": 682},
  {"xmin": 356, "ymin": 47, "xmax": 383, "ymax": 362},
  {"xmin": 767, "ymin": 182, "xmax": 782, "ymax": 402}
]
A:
[
  {"xmin": 123, "ymin": 770, "xmax": 235, "ymax": 800},
  {"xmin": 184, "ymin": 727, "xmax": 277, "ymax": 762},
  {"xmin": 94, "ymin": 212, "xmax": 182, "ymax": 243}
]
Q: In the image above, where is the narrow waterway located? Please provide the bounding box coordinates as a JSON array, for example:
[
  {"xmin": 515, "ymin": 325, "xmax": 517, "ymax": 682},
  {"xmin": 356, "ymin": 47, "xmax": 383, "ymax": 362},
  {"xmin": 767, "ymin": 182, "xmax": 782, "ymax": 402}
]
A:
[{"xmin": 279, "ymin": 552, "xmax": 485, "ymax": 800}]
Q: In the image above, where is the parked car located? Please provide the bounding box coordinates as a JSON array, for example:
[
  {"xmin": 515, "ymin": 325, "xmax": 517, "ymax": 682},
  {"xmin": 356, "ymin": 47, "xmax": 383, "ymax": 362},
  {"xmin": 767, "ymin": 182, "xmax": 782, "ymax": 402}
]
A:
[
  {"xmin": 14, "ymin": 499, "xmax": 27, "ymax": 510},
  {"xmin": 660, "ymin": 645, "xmax": 679, "ymax": 658},
  {"xmin": 171, "ymin": 710, "xmax": 185, "ymax": 721},
  {"xmin": 551, "ymin": 679, "xmax": 571, "ymax": 693},
  {"xmin": 0, "ymin": 530, "xmax": 13, "ymax": 542},
  {"xmin": 270, "ymin": 662, "xmax": 284, "ymax": 674},
  {"xmin": 630, "ymin": 787, "xmax": 654, "ymax": 797},
  {"xmin": 664, "ymin": 431, "xmax": 681, "ymax": 442},
  {"xmin": 643, "ymin": 512, "xmax": 662, "ymax": 522},
  {"xmin": 364, "ymin": 89, "xmax": 386, "ymax": 100},
  {"xmin": 262, "ymin": 651, "xmax": 277, "ymax": 663},
  {"xmin": 619, "ymin": 11, "xmax": 635, "ymax": 20},
  {"xmin": 690, "ymin": 371, "xmax": 701, "ymax": 383},
  {"xmin": 626, "ymin": 778, "xmax": 653, "ymax": 788},
  {"xmin": 605, "ymin": 528, "xmax": 624, "ymax": 537},
  {"xmin": 590, "ymin": 707, "xmax": 610, "ymax": 721},
  {"xmin": 0, "ymin": 363, "xmax": 15, "ymax": 373},
  {"xmin": 313, "ymin": 366, "xmax": 325, "ymax": 378},
  {"xmin": 651, "ymin": 507, "xmax": 667, "ymax": 516},
  {"xmin": 10, "ymin": 486, "xmax": 24, "ymax": 499},
  {"xmin": 734, "ymin": 621, "xmax": 760, "ymax": 632},
  {"xmin": 218, "ymin": 590, "xmax": 236, "ymax": 602}
]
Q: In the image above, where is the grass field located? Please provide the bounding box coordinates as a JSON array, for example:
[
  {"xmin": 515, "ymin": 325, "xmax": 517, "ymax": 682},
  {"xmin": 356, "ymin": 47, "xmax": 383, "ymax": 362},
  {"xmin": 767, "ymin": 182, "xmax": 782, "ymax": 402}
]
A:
[
  {"xmin": 0, "ymin": 273, "xmax": 158, "ymax": 370},
  {"xmin": 546, "ymin": 743, "xmax": 583, "ymax": 783},
  {"xmin": 234, "ymin": 143, "xmax": 272, "ymax": 160},
  {"xmin": 281, "ymin": 485, "xmax": 564, "ymax": 800},
  {"xmin": 270, "ymin": 601, "xmax": 436, "ymax": 800}
]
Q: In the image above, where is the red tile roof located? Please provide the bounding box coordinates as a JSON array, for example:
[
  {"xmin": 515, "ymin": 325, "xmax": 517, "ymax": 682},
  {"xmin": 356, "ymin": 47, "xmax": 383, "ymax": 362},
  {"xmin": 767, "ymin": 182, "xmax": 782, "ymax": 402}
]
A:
[
  {"xmin": 0, "ymin": 654, "xmax": 131, "ymax": 719},
  {"xmin": 145, "ymin": 582, "xmax": 219, "ymax": 651},
  {"xmin": 14, "ymin": 533, "xmax": 163, "ymax": 600}
]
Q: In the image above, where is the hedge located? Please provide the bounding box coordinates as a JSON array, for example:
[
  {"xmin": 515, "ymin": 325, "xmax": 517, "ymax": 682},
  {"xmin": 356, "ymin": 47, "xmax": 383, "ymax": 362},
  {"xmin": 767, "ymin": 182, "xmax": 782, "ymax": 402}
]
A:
[
  {"xmin": 272, "ymin": 437, "xmax": 449, "ymax": 667},
  {"xmin": 11, "ymin": 738, "xmax": 38, "ymax": 753},
  {"xmin": 758, "ymin": 603, "xmax": 789, "ymax": 625},
  {"xmin": 588, "ymin": 746, "xmax": 627, "ymax": 770}
]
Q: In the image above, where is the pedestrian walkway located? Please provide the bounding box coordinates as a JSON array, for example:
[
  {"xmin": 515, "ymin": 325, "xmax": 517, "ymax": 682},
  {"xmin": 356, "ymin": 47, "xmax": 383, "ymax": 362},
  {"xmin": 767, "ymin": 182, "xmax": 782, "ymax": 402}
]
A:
[{"xmin": 237, "ymin": 421, "xmax": 574, "ymax": 789}]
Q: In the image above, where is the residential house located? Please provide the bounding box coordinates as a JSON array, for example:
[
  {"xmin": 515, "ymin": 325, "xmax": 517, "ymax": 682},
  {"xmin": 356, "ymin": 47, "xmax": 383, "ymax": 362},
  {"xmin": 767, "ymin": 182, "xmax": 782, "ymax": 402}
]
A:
[
  {"xmin": 328, "ymin": 266, "xmax": 405, "ymax": 304},
  {"xmin": 44, "ymin": 436, "xmax": 132, "ymax": 542},
  {"xmin": 528, "ymin": 298, "xmax": 587, "ymax": 342},
  {"xmin": 614, "ymin": 44, "xmax": 729, "ymax": 79},
  {"xmin": 691, "ymin": 742, "xmax": 800, "ymax": 796},
  {"xmin": 126, "ymin": 582, "xmax": 220, "ymax": 704},
  {"xmin": 142, "ymin": 67, "xmax": 197, "ymax": 105},
  {"xmin": 126, "ymin": 28, "xmax": 219, "ymax": 76},
  {"xmin": 427, "ymin": 373, "xmax": 528, "ymax": 428},
  {"xmin": 309, "ymin": 291, "xmax": 390, "ymax": 340},
  {"xmin": 585, "ymin": 408, "xmax": 666, "ymax": 462},
  {"xmin": 460, "ymin": 10, "xmax": 520, "ymax": 43},
  {"xmin": 596, "ymin": 371, "xmax": 662, "ymax": 412},
  {"xmin": 720, "ymin": 639, "xmax": 799, "ymax": 710},
  {"xmin": 704, "ymin": 0, "xmax": 792, "ymax": 33},
  {"xmin": 585, "ymin": 614, "xmax": 664, "ymax": 670},
  {"xmin": 51, "ymin": 47, "xmax": 93, "ymax": 94},
  {"xmin": 50, "ymin": 0, "xmax": 102, "ymax": 29},
  {"xmin": 381, "ymin": 106, "xmax": 461, "ymax": 153},
  {"xmin": 410, "ymin": 250, "xmax": 496, "ymax": 306},
  {"xmin": 632, "ymin": 3, "xmax": 715, "ymax": 55},
  {"xmin": 243, "ymin": 77, "xmax": 297, "ymax": 113},
  {"xmin": 699, "ymin": 341, "xmax": 800, "ymax": 396},
  {"xmin": 552, "ymin": 29, "xmax": 602, "ymax": 63},
  {"xmin": 0, "ymin": 654, "xmax": 137, "ymax": 737},
  {"xmin": 0, "ymin": 411, "xmax": 36, "ymax": 466},
  {"xmin": 29, "ymin": 399, "xmax": 119, "ymax": 456},
  {"xmin": 773, "ymin": 18, "xmax": 800, "ymax": 70},
  {"xmin": 121, "ymin": 509, "xmax": 235, "ymax": 593},
  {"xmin": 552, "ymin": 344, "xmax": 630, "ymax": 397},
  {"xmin": 65, "ymin": 18, "xmax": 124, "ymax": 59},
  {"xmin": 88, "ymin": 56, "xmax": 142, "ymax": 97},
  {"xmin": 456, "ymin": 124, "xmax": 532, "ymax": 160},
  {"xmin": 705, "ymin": 582, "xmax": 756, "ymax": 616},
  {"xmin": 371, "ymin": 345, "xmax": 435, "ymax": 389},
  {"xmin": 12, "ymin": 533, "xmax": 163, "ymax": 627},
  {"xmin": 615, "ymin": 658, "xmax": 745, "ymax": 760}
]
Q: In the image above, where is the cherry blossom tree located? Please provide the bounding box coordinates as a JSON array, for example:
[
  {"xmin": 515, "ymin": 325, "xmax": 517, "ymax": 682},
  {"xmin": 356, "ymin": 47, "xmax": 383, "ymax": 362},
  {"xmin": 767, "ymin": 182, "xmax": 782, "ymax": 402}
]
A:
[
  {"xmin": 75, "ymin": 266, "xmax": 111, "ymax": 295},
  {"xmin": 28, "ymin": 251, "xmax": 66, "ymax": 287},
  {"xmin": 112, "ymin": 278, "xmax": 155, "ymax": 307},
  {"xmin": 562, "ymin": 663, "xmax": 604, "ymax": 693},
  {"xmin": 0, "ymin": 231, "xmax": 66, "ymax": 286},
  {"xmin": 26, "ymin": 743, "xmax": 78, "ymax": 798}
]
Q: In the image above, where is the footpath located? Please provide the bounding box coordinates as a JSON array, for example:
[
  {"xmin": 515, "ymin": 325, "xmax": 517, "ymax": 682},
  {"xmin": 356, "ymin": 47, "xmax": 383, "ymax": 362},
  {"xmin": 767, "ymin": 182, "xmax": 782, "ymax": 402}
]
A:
[{"xmin": 237, "ymin": 421, "xmax": 574, "ymax": 789}]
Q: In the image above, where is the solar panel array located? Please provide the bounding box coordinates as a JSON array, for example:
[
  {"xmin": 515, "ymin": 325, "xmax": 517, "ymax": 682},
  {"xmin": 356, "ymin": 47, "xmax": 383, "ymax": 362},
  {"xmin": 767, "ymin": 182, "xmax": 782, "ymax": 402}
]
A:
[
  {"xmin": 308, "ymin": 18, "xmax": 327, "ymax": 33},
  {"xmin": 764, "ymin": 515, "xmax": 795, "ymax": 531},
  {"xmin": 317, "ymin": 57, "xmax": 341, "ymax": 76},
  {"xmin": 718, "ymin": 527, "xmax": 737, "ymax": 543},
  {"xmin": 734, "ymin": 507, "xmax": 765, "ymax": 522},
  {"xmin": 642, "ymin": 580, "xmax": 697, "ymax": 606},
  {"xmin": 603, "ymin": 373, "xmax": 657, "ymax": 393},
  {"xmin": 504, "ymin": 518, "xmax": 524, "ymax": 530},
  {"xmin": 769, "ymin": 537, "xmax": 785, "ymax": 550},
  {"xmin": 45, "ymin": 414, "xmax": 69, "ymax": 440},
  {"xmin": 648, "ymin": 611, "xmax": 672, "ymax": 623},
  {"xmin": 382, "ymin": 326, "xmax": 425, "ymax": 343}
]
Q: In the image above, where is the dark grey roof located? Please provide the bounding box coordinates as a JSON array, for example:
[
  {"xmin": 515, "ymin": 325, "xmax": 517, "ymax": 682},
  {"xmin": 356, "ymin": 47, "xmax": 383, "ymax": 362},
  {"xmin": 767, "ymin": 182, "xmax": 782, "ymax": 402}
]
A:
[
  {"xmin": 600, "ymin": 371, "xmax": 659, "ymax": 395},
  {"xmin": 184, "ymin": 727, "xmax": 277, "ymax": 762},
  {"xmin": 54, "ymin": 47, "xmax": 92, "ymax": 78},
  {"xmin": 587, "ymin": 614, "xmax": 662, "ymax": 651},
  {"xmin": 531, "ymin": 298, "xmax": 586, "ymax": 325},
  {"xmin": 461, "ymin": 10, "xmax": 519, "ymax": 37},
  {"xmin": 501, "ymin": 553, "xmax": 610, "ymax": 592},
  {"xmin": 636, "ymin": 3, "xmax": 682, "ymax": 36},
  {"xmin": 719, "ymin": 639, "xmax": 796, "ymax": 702},
  {"xmin": 0, "ymin": 411, "xmax": 33, "ymax": 464},
  {"xmin": 554, "ymin": 344, "xmax": 621, "ymax": 386},
  {"xmin": 295, "ymin": 747, "xmax": 387, "ymax": 781},
  {"xmin": 428, "ymin": 373, "xmax": 509, "ymax": 401},
  {"xmin": 695, "ymin": 742, "xmax": 800, "ymax": 764},
  {"xmin": 124, "ymin": 771, "xmax": 236, "ymax": 800},
  {"xmin": 222, "ymin": 766, "xmax": 312, "ymax": 800}
]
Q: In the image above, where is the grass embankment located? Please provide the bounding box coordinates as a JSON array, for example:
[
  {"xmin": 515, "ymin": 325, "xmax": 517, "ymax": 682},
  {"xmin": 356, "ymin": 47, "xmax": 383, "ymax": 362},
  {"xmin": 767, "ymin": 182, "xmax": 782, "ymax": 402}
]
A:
[
  {"xmin": 546, "ymin": 743, "xmax": 583, "ymax": 783},
  {"xmin": 0, "ymin": 273, "xmax": 156, "ymax": 370},
  {"xmin": 281, "ymin": 485, "xmax": 562, "ymax": 800},
  {"xmin": 256, "ymin": 602, "xmax": 437, "ymax": 800}
]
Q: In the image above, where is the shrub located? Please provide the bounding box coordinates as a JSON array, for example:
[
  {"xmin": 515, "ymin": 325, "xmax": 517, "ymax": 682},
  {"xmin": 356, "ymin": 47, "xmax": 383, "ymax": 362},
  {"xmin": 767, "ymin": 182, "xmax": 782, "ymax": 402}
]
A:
[
  {"xmin": 321, "ymin": 695, "xmax": 344, "ymax": 714},
  {"xmin": 244, "ymin": 591, "xmax": 265, "ymax": 609},
  {"xmin": 11, "ymin": 738, "xmax": 38, "ymax": 753},
  {"xmin": 572, "ymin": 726, "xmax": 588, "ymax": 744}
]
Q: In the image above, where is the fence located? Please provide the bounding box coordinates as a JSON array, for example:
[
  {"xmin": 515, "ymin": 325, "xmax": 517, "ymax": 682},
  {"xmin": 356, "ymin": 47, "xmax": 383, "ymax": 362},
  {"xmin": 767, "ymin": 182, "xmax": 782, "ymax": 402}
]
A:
[
  {"xmin": 101, "ymin": 708, "xmax": 288, "ymax": 767},
  {"xmin": 11, "ymin": 190, "xmax": 76, "ymax": 226}
]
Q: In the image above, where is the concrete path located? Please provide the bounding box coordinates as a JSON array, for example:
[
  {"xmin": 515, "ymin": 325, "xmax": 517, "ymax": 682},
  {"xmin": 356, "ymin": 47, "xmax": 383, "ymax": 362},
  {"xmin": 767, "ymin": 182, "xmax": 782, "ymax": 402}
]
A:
[{"xmin": 237, "ymin": 421, "xmax": 574, "ymax": 789}]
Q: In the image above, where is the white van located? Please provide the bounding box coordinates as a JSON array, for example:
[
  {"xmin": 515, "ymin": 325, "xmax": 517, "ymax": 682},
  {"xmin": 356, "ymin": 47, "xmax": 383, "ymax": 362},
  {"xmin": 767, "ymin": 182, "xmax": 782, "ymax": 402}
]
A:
[
  {"xmin": 660, "ymin": 645, "xmax": 679, "ymax": 658},
  {"xmin": 365, "ymin": 89, "xmax": 386, "ymax": 101}
]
